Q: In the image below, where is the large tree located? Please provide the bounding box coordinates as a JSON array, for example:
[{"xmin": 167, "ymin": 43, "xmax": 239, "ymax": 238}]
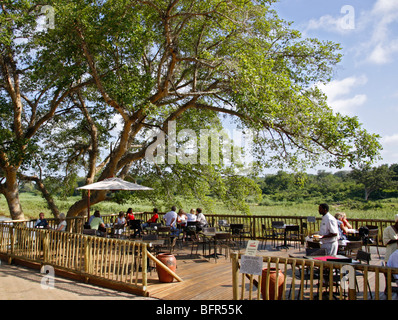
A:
[{"xmin": 1, "ymin": 0, "xmax": 381, "ymax": 218}]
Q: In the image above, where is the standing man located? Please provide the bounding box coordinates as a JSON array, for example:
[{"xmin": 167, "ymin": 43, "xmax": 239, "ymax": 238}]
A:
[{"xmin": 318, "ymin": 203, "xmax": 339, "ymax": 255}]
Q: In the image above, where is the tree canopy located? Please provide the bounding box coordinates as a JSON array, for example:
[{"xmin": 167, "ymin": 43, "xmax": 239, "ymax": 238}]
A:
[{"xmin": 0, "ymin": 0, "xmax": 381, "ymax": 219}]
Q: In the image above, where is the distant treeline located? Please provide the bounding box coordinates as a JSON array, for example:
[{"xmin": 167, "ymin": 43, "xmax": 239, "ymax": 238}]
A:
[{"xmin": 256, "ymin": 164, "xmax": 398, "ymax": 204}]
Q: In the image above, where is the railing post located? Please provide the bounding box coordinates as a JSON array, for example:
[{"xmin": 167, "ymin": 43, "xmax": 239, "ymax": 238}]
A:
[
  {"xmin": 8, "ymin": 225, "xmax": 14, "ymax": 264},
  {"xmin": 231, "ymin": 252, "xmax": 239, "ymax": 300}
]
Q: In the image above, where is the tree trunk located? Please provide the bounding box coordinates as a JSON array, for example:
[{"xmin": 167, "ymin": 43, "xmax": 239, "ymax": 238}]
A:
[
  {"xmin": 66, "ymin": 189, "xmax": 107, "ymax": 218},
  {"xmin": 2, "ymin": 169, "xmax": 24, "ymax": 220}
]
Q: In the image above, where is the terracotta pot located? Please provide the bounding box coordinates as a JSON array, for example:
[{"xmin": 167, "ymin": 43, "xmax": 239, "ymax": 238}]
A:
[
  {"xmin": 261, "ymin": 268, "xmax": 285, "ymax": 300},
  {"xmin": 156, "ymin": 253, "xmax": 177, "ymax": 283}
]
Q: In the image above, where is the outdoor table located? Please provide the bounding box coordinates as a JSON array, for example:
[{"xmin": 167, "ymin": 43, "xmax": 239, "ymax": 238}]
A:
[{"xmin": 200, "ymin": 231, "xmax": 229, "ymax": 259}]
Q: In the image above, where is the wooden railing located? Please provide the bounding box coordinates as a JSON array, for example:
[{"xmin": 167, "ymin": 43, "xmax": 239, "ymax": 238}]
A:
[
  {"xmin": 0, "ymin": 224, "xmax": 152, "ymax": 296},
  {"xmin": 231, "ymin": 253, "xmax": 398, "ymax": 300},
  {"xmin": 3, "ymin": 212, "xmax": 393, "ymax": 248},
  {"xmin": 135, "ymin": 212, "xmax": 393, "ymax": 247}
]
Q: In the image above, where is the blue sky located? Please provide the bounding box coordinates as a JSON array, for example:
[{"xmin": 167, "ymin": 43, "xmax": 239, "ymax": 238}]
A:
[{"xmin": 272, "ymin": 0, "xmax": 398, "ymax": 171}]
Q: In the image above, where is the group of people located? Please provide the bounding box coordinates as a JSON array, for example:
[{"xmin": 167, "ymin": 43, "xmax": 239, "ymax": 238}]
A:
[
  {"xmin": 34, "ymin": 212, "xmax": 67, "ymax": 231},
  {"xmin": 163, "ymin": 206, "xmax": 208, "ymax": 236},
  {"xmin": 317, "ymin": 203, "xmax": 398, "ymax": 283},
  {"xmin": 85, "ymin": 206, "xmax": 207, "ymax": 237}
]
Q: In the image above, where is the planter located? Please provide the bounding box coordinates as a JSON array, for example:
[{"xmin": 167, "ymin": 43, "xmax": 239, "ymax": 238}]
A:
[
  {"xmin": 156, "ymin": 253, "xmax": 177, "ymax": 283},
  {"xmin": 261, "ymin": 268, "xmax": 285, "ymax": 300}
]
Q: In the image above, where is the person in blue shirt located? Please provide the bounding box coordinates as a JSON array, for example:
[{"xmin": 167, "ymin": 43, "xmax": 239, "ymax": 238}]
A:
[{"xmin": 35, "ymin": 212, "xmax": 49, "ymax": 228}]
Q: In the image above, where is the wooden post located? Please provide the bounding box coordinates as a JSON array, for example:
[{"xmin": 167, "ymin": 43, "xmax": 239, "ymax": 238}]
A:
[{"xmin": 231, "ymin": 252, "xmax": 239, "ymax": 300}]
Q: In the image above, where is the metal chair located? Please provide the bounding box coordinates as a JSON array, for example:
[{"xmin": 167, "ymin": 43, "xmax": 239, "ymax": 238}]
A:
[
  {"xmin": 365, "ymin": 225, "xmax": 381, "ymax": 259},
  {"xmin": 128, "ymin": 219, "xmax": 142, "ymax": 238},
  {"xmin": 355, "ymin": 250, "xmax": 373, "ymax": 299},
  {"xmin": 271, "ymin": 221, "xmax": 285, "ymax": 247},
  {"xmin": 285, "ymin": 225, "xmax": 301, "ymax": 249},
  {"xmin": 343, "ymin": 240, "xmax": 362, "ymax": 258},
  {"xmin": 261, "ymin": 223, "xmax": 273, "ymax": 248}
]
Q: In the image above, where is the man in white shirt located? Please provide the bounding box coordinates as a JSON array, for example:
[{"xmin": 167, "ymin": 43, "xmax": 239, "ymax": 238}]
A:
[
  {"xmin": 318, "ymin": 203, "xmax": 339, "ymax": 255},
  {"xmin": 164, "ymin": 206, "xmax": 179, "ymax": 236}
]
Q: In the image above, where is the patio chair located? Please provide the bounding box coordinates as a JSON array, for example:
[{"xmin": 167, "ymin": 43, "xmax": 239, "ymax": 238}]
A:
[
  {"xmin": 355, "ymin": 250, "xmax": 373, "ymax": 299},
  {"xmin": 213, "ymin": 232, "xmax": 237, "ymax": 263},
  {"xmin": 271, "ymin": 221, "xmax": 285, "ymax": 248},
  {"xmin": 230, "ymin": 223, "xmax": 247, "ymax": 246},
  {"xmin": 128, "ymin": 219, "xmax": 142, "ymax": 238},
  {"xmin": 261, "ymin": 223, "xmax": 273, "ymax": 248},
  {"xmin": 365, "ymin": 225, "xmax": 381, "ymax": 259},
  {"xmin": 285, "ymin": 225, "xmax": 301, "ymax": 249},
  {"xmin": 343, "ymin": 240, "xmax": 363, "ymax": 258}
]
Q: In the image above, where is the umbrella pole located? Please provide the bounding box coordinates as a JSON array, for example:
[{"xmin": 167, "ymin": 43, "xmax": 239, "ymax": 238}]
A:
[{"xmin": 87, "ymin": 189, "xmax": 91, "ymax": 222}]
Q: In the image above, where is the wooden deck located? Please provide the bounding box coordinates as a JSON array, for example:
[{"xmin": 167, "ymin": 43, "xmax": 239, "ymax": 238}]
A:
[{"xmin": 146, "ymin": 241, "xmax": 394, "ymax": 300}]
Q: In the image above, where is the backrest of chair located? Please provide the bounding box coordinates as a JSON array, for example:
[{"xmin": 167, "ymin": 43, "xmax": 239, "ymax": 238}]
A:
[
  {"xmin": 356, "ymin": 250, "xmax": 371, "ymax": 264},
  {"xmin": 230, "ymin": 224, "xmax": 243, "ymax": 230},
  {"xmin": 150, "ymin": 222, "xmax": 162, "ymax": 228},
  {"xmin": 365, "ymin": 226, "xmax": 379, "ymax": 237},
  {"xmin": 307, "ymin": 240, "xmax": 321, "ymax": 248},
  {"xmin": 306, "ymin": 248, "xmax": 327, "ymax": 256},
  {"xmin": 215, "ymin": 233, "xmax": 231, "ymax": 240},
  {"xmin": 286, "ymin": 225, "xmax": 299, "ymax": 232},
  {"xmin": 143, "ymin": 234, "xmax": 158, "ymax": 240},
  {"xmin": 129, "ymin": 219, "xmax": 142, "ymax": 228},
  {"xmin": 347, "ymin": 240, "xmax": 362, "ymax": 250},
  {"xmin": 187, "ymin": 221, "xmax": 198, "ymax": 227},
  {"xmin": 307, "ymin": 216, "xmax": 316, "ymax": 223},
  {"xmin": 157, "ymin": 226, "xmax": 171, "ymax": 233},
  {"xmin": 271, "ymin": 221, "xmax": 285, "ymax": 228},
  {"xmin": 83, "ymin": 229, "xmax": 96, "ymax": 236}
]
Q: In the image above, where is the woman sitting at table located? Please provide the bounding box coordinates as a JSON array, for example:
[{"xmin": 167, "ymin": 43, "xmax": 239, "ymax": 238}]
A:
[
  {"xmin": 113, "ymin": 211, "xmax": 126, "ymax": 237},
  {"xmin": 55, "ymin": 213, "xmax": 67, "ymax": 231},
  {"xmin": 187, "ymin": 209, "xmax": 197, "ymax": 222},
  {"xmin": 177, "ymin": 209, "xmax": 188, "ymax": 227},
  {"xmin": 335, "ymin": 212, "xmax": 348, "ymax": 240}
]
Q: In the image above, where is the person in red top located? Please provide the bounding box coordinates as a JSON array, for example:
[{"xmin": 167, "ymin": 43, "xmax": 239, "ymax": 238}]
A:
[
  {"xmin": 141, "ymin": 208, "xmax": 159, "ymax": 230},
  {"xmin": 147, "ymin": 208, "xmax": 159, "ymax": 224},
  {"xmin": 126, "ymin": 208, "xmax": 135, "ymax": 221}
]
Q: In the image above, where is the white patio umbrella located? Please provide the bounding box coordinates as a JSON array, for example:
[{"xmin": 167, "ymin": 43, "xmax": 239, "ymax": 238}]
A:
[{"xmin": 76, "ymin": 177, "xmax": 153, "ymax": 220}]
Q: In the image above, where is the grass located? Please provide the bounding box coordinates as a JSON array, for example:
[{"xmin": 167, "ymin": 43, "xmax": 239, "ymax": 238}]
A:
[{"xmin": 0, "ymin": 192, "xmax": 397, "ymax": 221}]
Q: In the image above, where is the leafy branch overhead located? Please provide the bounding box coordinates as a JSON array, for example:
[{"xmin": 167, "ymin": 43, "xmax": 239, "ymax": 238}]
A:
[{"xmin": 0, "ymin": 0, "xmax": 381, "ymax": 219}]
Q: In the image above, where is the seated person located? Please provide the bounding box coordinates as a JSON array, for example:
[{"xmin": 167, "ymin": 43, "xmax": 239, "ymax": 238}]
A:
[
  {"xmin": 35, "ymin": 212, "xmax": 49, "ymax": 229},
  {"xmin": 196, "ymin": 208, "xmax": 208, "ymax": 231},
  {"xmin": 335, "ymin": 212, "xmax": 348, "ymax": 240},
  {"xmin": 113, "ymin": 211, "xmax": 126, "ymax": 236},
  {"xmin": 187, "ymin": 208, "xmax": 197, "ymax": 222},
  {"xmin": 164, "ymin": 206, "xmax": 180, "ymax": 236},
  {"xmin": 126, "ymin": 208, "xmax": 135, "ymax": 221},
  {"xmin": 90, "ymin": 210, "xmax": 106, "ymax": 235},
  {"xmin": 142, "ymin": 208, "xmax": 159, "ymax": 230},
  {"xmin": 55, "ymin": 213, "xmax": 67, "ymax": 231},
  {"xmin": 177, "ymin": 209, "xmax": 187, "ymax": 228}
]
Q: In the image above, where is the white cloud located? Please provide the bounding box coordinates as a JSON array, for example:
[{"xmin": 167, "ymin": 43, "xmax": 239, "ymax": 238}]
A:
[
  {"xmin": 363, "ymin": 0, "xmax": 398, "ymax": 64},
  {"xmin": 318, "ymin": 75, "xmax": 368, "ymax": 115},
  {"xmin": 381, "ymin": 133, "xmax": 398, "ymax": 146}
]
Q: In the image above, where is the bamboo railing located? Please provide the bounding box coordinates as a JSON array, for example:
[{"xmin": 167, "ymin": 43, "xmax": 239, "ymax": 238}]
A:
[
  {"xmin": 0, "ymin": 224, "xmax": 180, "ymax": 297},
  {"xmin": 231, "ymin": 253, "xmax": 398, "ymax": 300}
]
